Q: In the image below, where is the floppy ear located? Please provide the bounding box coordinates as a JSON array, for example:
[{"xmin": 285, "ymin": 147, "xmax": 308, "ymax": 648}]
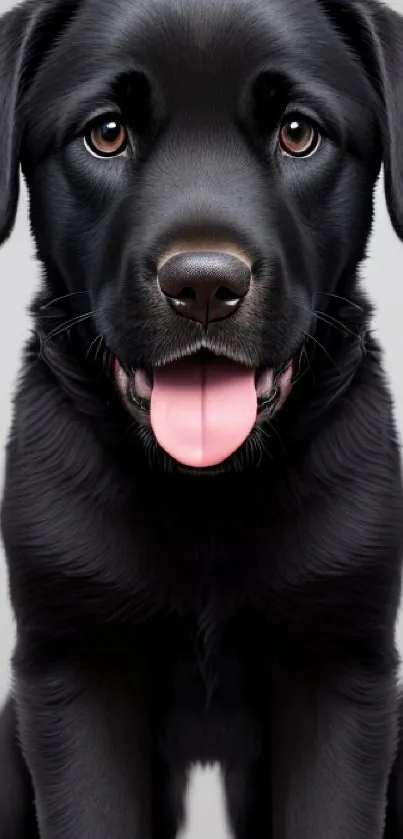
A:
[
  {"xmin": 369, "ymin": 2, "xmax": 403, "ymax": 241},
  {"xmin": 0, "ymin": 0, "xmax": 79, "ymax": 246},
  {"xmin": 0, "ymin": 3, "xmax": 34, "ymax": 245},
  {"xmin": 319, "ymin": 0, "xmax": 403, "ymax": 240}
]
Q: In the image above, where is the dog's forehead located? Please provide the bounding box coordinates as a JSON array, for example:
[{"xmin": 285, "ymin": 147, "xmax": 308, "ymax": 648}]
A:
[
  {"xmin": 37, "ymin": 0, "xmax": 362, "ymax": 94},
  {"xmin": 72, "ymin": 0, "xmax": 348, "ymax": 79},
  {"xmin": 81, "ymin": 0, "xmax": 321, "ymax": 55}
]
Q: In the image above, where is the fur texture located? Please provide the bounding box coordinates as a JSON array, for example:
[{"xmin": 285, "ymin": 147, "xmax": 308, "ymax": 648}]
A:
[{"xmin": 0, "ymin": 0, "xmax": 403, "ymax": 836}]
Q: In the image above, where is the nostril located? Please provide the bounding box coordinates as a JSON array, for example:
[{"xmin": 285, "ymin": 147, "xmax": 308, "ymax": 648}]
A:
[
  {"xmin": 174, "ymin": 286, "xmax": 197, "ymax": 302},
  {"xmin": 215, "ymin": 286, "xmax": 242, "ymax": 303}
]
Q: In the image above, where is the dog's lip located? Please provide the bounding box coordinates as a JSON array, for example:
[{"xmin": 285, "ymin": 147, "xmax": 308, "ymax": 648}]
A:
[{"xmin": 114, "ymin": 353, "xmax": 294, "ymax": 417}]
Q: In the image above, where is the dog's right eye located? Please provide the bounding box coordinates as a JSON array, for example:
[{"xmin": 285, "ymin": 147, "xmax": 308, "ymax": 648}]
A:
[
  {"xmin": 84, "ymin": 114, "xmax": 129, "ymax": 158},
  {"xmin": 279, "ymin": 115, "xmax": 321, "ymax": 158}
]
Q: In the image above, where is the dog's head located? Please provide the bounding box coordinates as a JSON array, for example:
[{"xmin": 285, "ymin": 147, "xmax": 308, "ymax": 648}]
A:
[{"xmin": 0, "ymin": 0, "xmax": 402, "ymax": 473}]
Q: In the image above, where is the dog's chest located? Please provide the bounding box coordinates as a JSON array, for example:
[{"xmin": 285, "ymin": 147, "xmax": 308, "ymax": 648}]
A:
[{"xmin": 154, "ymin": 616, "xmax": 265, "ymax": 767}]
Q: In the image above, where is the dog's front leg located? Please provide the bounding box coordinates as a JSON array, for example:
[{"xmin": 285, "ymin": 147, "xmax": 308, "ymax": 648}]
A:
[
  {"xmin": 270, "ymin": 664, "xmax": 397, "ymax": 839},
  {"xmin": 14, "ymin": 655, "xmax": 152, "ymax": 839}
]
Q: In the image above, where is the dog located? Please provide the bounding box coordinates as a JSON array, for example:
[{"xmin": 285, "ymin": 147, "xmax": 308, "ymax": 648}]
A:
[{"xmin": 0, "ymin": 0, "xmax": 403, "ymax": 836}]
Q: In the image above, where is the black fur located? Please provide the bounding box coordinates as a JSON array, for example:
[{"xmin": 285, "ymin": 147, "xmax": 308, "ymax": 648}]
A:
[{"xmin": 0, "ymin": 0, "xmax": 403, "ymax": 836}]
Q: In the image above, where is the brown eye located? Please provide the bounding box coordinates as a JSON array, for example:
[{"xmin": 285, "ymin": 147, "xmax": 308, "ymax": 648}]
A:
[
  {"xmin": 85, "ymin": 115, "xmax": 129, "ymax": 158},
  {"xmin": 279, "ymin": 116, "xmax": 320, "ymax": 158}
]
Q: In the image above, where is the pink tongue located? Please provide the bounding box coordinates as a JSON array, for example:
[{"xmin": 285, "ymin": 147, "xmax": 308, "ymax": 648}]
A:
[{"xmin": 151, "ymin": 357, "xmax": 257, "ymax": 468}]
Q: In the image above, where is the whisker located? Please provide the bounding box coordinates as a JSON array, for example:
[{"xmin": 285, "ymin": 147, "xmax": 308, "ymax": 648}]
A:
[
  {"xmin": 86, "ymin": 334, "xmax": 105, "ymax": 363},
  {"xmin": 94, "ymin": 335, "xmax": 105, "ymax": 363},
  {"xmin": 39, "ymin": 291, "xmax": 90, "ymax": 311},
  {"xmin": 260, "ymin": 420, "xmax": 285, "ymax": 454},
  {"xmin": 294, "ymin": 301, "xmax": 363, "ymax": 343},
  {"xmin": 312, "ymin": 310, "xmax": 365, "ymax": 343},
  {"xmin": 252, "ymin": 435, "xmax": 264, "ymax": 469},
  {"xmin": 302, "ymin": 330, "xmax": 340, "ymax": 372},
  {"xmin": 86, "ymin": 333, "xmax": 101, "ymax": 361},
  {"xmin": 292, "ymin": 344, "xmax": 312, "ymax": 388},
  {"xmin": 43, "ymin": 312, "xmax": 94, "ymax": 345},
  {"xmin": 314, "ymin": 291, "xmax": 364, "ymax": 312}
]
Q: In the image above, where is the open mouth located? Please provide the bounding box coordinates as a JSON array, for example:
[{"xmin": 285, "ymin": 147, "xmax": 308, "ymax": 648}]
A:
[{"xmin": 115, "ymin": 352, "xmax": 293, "ymax": 469}]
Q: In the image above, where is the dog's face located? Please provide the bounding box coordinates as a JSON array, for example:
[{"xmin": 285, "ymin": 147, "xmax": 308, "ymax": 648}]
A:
[{"xmin": 1, "ymin": 0, "xmax": 403, "ymax": 472}]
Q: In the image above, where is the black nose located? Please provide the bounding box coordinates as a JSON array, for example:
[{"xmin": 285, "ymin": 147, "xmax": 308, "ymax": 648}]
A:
[{"xmin": 158, "ymin": 251, "xmax": 251, "ymax": 325}]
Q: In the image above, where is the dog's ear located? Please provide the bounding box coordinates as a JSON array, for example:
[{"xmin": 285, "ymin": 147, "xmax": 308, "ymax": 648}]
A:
[
  {"xmin": 319, "ymin": 0, "xmax": 403, "ymax": 240},
  {"xmin": 0, "ymin": 0, "xmax": 79, "ymax": 246},
  {"xmin": 362, "ymin": 1, "xmax": 403, "ymax": 240},
  {"xmin": 0, "ymin": 3, "xmax": 32, "ymax": 244}
]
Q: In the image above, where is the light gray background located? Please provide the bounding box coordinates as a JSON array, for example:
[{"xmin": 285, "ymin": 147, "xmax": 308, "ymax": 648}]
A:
[{"xmin": 0, "ymin": 1, "xmax": 403, "ymax": 835}]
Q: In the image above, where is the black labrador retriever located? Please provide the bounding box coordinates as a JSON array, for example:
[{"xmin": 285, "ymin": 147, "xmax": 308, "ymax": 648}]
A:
[{"xmin": 0, "ymin": 0, "xmax": 403, "ymax": 836}]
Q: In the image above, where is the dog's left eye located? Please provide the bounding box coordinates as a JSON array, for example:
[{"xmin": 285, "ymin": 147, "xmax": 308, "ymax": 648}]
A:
[
  {"xmin": 279, "ymin": 115, "xmax": 321, "ymax": 158},
  {"xmin": 84, "ymin": 114, "xmax": 129, "ymax": 158}
]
